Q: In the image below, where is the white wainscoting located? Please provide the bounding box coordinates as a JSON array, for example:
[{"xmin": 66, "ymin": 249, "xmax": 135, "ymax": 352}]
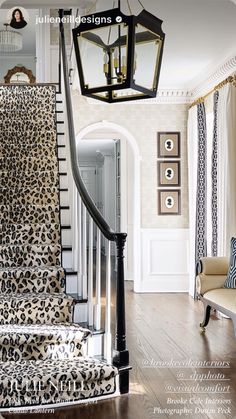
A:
[{"xmin": 140, "ymin": 229, "xmax": 189, "ymax": 293}]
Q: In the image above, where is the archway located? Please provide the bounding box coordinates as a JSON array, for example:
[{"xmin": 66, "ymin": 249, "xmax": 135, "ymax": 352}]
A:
[{"xmin": 76, "ymin": 120, "xmax": 141, "ymax": 291}]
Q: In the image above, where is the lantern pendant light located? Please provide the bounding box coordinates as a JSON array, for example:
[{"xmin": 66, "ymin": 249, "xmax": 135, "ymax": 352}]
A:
[{"xmin": 73, "ymin": 0, "xmax": 165, "ymax": 103}]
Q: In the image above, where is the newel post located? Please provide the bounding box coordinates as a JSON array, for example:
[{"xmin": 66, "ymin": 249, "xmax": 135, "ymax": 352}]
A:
[{"xmin": 113, "ymin": 232, "xmax": 130, "ymax": 394}]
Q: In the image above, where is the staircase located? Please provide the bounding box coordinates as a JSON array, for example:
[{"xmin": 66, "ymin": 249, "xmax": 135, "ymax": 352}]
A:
[{"xmin": 0, "ymin": 85, "xmax": 118, "ymax": 409}]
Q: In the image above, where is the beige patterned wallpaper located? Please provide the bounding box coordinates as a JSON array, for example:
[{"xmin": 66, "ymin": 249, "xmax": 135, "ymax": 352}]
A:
[{"xmin": 72, "ymin": 92, "xmax": 189, "ymax": 229}]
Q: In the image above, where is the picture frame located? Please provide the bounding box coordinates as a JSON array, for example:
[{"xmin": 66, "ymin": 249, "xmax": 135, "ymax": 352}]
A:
[
  {"xmin": 158, "ymin": 190, "xmax": 181, "ymax": 215},
  {"xmin": 157, "ymin": 132, "xmax": 180, "ymax": 158},
  {"xmin": 158, "ymin": 161, "xmax": 181, "ymax": 187}
]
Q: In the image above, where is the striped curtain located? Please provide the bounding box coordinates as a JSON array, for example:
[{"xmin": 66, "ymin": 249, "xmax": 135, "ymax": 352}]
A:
[
  {"xmin": 189, "ymin": 83, "xmax": 236, "ymax": 295},
  {"xmin": 211, "ymin": 91, "xmax": 219, "ymax": 256},
  {"xmin": 188, "ymin": 98, "xmax": 219, "ymax": 296},
  {"xmin": 195, "ymin": 102, "xmax": 207, "ymax": 265}
]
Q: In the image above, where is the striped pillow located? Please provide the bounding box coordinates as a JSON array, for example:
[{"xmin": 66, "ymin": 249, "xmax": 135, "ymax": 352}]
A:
[{"xmin": 224, "ymin": 237, "xmax": 236, "ymax": 288}]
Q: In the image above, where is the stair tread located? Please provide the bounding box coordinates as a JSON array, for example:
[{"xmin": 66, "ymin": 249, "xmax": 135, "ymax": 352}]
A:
[
  {"xmin": 61, "ymin": 224, "xmax": 71, "ymax": 229},
  {"xmin": 0, "ymin": 245, "xmax": 61, "ymax": 268},
  {"xmin": 0, "ymin": 222, "xmax": 60, "ymax": 229},
  {"xmin": 69, "ymin": 294, "xmax": 88, "ymax": 303},
  {"xmin": 0, "ymin": 266, "xmax": 65, "ymax": 294},
  {"xmin": 0, "ymin": 322, "xmax": 91, "ymax": 339},
  {"xmin": 0, "ymin": 323, "xmax": 91, "ymax": 362},
  {"xmin": 0, "ymin": 223, "xmax": 61, "ymax": 246},
  {"xmin": 65, "ymin": 269, "xmax": 77, "ymax": 276},
  {"xmin": 62, "ymin": 245, "xmax": 72, "ymax": 251},
  {"xmin": 0, "ymin": 205, "xmax": 60, "ymax": 225},
  {"xmin": 0, "ymin": 204, "xmax": 59, "ymax": 208},
  {"xmin": 0, "ymin": 292, "xmax": 74, "ymax": 324},
  {"xmin": 0, "ymin": 265, "xmax": 64, "ymax": 273},
  {"xmin": 0, "ymin": 291, "xmax": 73, "ymax": 301},
  {"xmin": 0, "ymin": 358, "xmax": 117, "ymax": 408},
  {"xmin": 0, "ymin": 358, "xmax": 117, "ymax": 380},
  {"xmin": 0, "ymin": 244, "xmax": 61, "ymax": 249},
  {"xmin": 79, "ymin": 322, "xmax": 105, "ymax": 335}
]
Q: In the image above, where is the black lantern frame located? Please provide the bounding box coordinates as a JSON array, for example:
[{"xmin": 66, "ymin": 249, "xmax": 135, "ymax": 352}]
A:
[{"xmin": 72, "ymin": 6, "xmax": 165, "ymax": 103}]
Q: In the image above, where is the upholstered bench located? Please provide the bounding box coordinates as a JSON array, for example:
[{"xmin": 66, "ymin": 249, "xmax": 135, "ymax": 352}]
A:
[{"xmin": 196, "ymin": 257, "xmax": 236, "ymax": 335}]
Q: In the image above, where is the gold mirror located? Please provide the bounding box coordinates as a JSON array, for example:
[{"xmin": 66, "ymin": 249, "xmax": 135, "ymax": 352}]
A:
[{"xmin": 4, "ymin": 66, "xmax": 36, "ymax": 84}]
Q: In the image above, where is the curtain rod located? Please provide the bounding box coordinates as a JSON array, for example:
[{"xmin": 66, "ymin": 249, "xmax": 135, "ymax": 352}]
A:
[{"xmin": 189, "ymin": 75, "xmax": 236, "ymax": 109}]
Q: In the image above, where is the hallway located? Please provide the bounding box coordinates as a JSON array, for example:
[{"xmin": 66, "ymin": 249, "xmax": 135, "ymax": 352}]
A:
[{"xmin": 4, "ymin": 283, "xmax": 236, "ymax": 419}]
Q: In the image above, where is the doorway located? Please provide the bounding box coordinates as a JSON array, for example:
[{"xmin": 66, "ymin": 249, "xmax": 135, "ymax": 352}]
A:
[{"xmin": 76, "ymin": 121, "xmax": 141, "ymax": 290}]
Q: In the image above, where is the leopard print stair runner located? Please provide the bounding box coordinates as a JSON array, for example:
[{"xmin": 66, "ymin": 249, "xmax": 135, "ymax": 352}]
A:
[{"xmin": 0, "ymin": 85, "xmax": 117, "ymax": 408}]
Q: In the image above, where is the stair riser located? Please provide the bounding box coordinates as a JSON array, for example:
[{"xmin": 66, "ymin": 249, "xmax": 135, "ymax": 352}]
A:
[
  {"xmin": 0, "ymin": 276, "xmax": 64, "ymax": 294},
  {"xmin": 0, "ymin": 189, "xmax": 59, "ymax": 206},
  {"xmin": 56, "ymin": 104, "xmax": 64, "ymax": 113},
  {"xmin": 0, "ymin": 295, "xmax": 73, "ymax": 325},
  {"xmin": 61, "ymin": 208, "xmax": 71, "ymax": 225},
  {"xmin": 59, "ymin": 175, "xmax": 68, "ymax": 189},
  {"xmin": 62, "ymin": 249, "xmax": 73, "ymax": 269},
  {"xmin": 0, "ymin": 172, "xmax": 59, "ymax": 189},
  {"xmin": 87, "ymin": 333, "xmax": 104, "ymax": 357},
  {"xmin": 61, "ymin": 228, "xmax": 72, "ymax": 246},
  {"xmin": 58, "ymin": 159, "xmax": 67, "ymax": 172},
  {"xmin": 0, "ymin": 146, "xmax": 57, "ymax": 159},
  {"xmin": 0, "ymin": 206, "xmax": 60, "ymax": 225},
  {"xmin": 65, "ymin": 273, "xmax": 78, "ymax": 294},
  {"xmin": 0, "ymin": 246, "xmax": 61, "ymax": 268},
  {"xmin": 56, "ymin": 112, "xmax": 64, "ymax": 122},
  {"xmin": 0, "ymin": 267, "xmax": 65, "ymax": 294},
  {"xmin": 0, "ymin": 157, "xmax": 58, "ymax": 172},
  {"xmin": 0, "ymin": 341, "xmax": 85, "ymax": 362},
  {"xmin": 0, "ymin": 224, "xmax": 61, "ymax": 246},
  {"xmin": 73, "ymin": 302, "xmax": 87, "ymax": 323},
  {"xmin": 57, "ymin": 135, "xmax": 66, "ymax": 146},
  {"xmin": 0, "ymin": 132, "xmax": 57, "ymax": 146},
  {"xmin": 56, "ymin": 122, "xmax": 65, "ymax": 134},
  {"xmin": 57, "ymin": 147, "xmax": 67, "ymax": 159},
  {"xmin": 60, "ymin": 190, "xmax": 69, "ymax": 206}
]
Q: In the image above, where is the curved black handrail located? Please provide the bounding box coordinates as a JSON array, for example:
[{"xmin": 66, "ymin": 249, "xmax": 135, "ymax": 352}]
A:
[
  {"xmin": 59, "ymin": 9, "xmax": 123, "ymax": 242},
  {"xmin": 58, "ymin": 9, "xmax": 129, "ymax": 393}
]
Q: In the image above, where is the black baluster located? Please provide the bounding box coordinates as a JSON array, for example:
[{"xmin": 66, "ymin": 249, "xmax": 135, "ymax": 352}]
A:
[{"xmin": 113, "ymin": 232, "xmax": 130, "ymax": 394}]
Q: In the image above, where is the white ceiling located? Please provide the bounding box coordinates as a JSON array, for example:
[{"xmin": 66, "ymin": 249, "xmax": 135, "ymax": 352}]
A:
[
  {"xmin": 95, "ymin": 0, "xmax": 236, "ymax": 90},
  {"xmin": 1, "ymin": 0, "xmax": 236, "ymax": 90}
]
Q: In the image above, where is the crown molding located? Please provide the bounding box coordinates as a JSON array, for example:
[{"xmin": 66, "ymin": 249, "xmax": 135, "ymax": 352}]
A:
[
  {"xmin": 86, "ymin": 90, "xmax": 193, "ymax": 105},
  {"xmin": 191, "ymin": 54, "xmax": 236, "ymax": 100}
]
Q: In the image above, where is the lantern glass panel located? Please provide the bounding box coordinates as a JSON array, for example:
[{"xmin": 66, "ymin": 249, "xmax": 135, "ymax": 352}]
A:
[
  {"xmin": 134, "ymin": 24, "xmax": 162, "ymax": 91},
  {"xmin": 77, "ymin": 24, "xmax": 129, "ymax": 90},
  {"xmin": 77, "ymin": 27, "xmax": 107, "ymax": 89}
]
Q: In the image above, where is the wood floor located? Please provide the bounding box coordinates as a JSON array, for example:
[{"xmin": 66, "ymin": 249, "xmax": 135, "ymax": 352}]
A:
[{"xmin": 4, "ymin": 282, "xmax": 236, "ymax": 419}]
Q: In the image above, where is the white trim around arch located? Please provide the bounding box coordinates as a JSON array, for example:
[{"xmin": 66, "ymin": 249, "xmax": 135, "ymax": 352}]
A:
[{"xmin": 75, "ymin": 120, "xmax": 142, "ymax": 292}]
